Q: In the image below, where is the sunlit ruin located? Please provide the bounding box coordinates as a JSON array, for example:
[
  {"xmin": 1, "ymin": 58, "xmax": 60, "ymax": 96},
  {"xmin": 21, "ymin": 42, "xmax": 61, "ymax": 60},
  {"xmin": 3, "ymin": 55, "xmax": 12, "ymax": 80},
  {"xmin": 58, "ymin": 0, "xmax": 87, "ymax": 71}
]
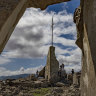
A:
[{"xmin": 0, "ymin": 0, "xmax": 96, "ymax": 96}]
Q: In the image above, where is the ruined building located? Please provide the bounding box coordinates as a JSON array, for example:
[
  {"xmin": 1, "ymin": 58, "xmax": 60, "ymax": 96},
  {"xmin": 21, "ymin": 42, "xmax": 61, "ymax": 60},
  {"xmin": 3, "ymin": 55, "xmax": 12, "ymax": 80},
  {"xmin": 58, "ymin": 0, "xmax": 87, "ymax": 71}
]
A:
[
  {"xmin": 45, "ymin": 17, "xmax": 59, "ymax": 81},
  {"xmin": 0, "ymin": 0, "xmax": 96, "ymax": 95},
  {"xmin": 45, "ymin": 46, "xmax": 59, "ymax": 81}
]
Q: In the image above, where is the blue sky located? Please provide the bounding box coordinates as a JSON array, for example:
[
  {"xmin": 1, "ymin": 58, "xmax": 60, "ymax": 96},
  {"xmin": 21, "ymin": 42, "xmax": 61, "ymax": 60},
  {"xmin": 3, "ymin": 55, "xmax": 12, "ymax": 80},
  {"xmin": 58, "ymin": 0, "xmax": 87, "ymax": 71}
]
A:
[
  {"xmin": 0, "ymin": 0, "xmax": 81, "ymax": 76},
  {"xmin": 47, "ymin": 0, "xmax": 80, "ymax": 13}
]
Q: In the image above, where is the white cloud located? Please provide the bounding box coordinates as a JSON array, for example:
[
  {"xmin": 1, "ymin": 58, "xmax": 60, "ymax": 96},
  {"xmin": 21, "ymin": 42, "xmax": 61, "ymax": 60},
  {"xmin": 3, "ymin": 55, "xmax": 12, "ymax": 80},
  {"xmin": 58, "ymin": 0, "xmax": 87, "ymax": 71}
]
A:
[
  {"xmin": 3, "ymin": 8, "xmax": 77, "ymax": 58},
  {"xmin": 65, "ymin": 64, "xmax": 81, "ymax": 73},
  {"xmin": 0, "ymin": 65, "xmax": 44, "ymax": 76},
  {"xmin": 0, "ymin": 7, "xmax": 82, "ymax": 75},
  {"xmin": 0, "ymin": 56, "xmax": 11, "ymax": 65},
  {"xmin": 57, "ymin": 47, "xmax": 82, "ymax": 73}
]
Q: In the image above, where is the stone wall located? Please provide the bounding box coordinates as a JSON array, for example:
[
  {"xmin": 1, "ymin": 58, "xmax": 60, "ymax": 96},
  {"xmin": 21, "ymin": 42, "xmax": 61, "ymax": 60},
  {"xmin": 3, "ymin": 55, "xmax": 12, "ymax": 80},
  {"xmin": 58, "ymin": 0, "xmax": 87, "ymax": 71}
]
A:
[
  {"xmin": 45, "ymin": 46, "xmax": 59, "ymax": 81},
  {"xmin": 81, "ymin": 0, "xmax": 96, "ymax": 95},
  {"xmin": 73, "ymin": 73, "xmax": 78, "ymax": 85},
  {"xmin": 74, "ymin": 0, "xmax": 96, "ymax": 95}
]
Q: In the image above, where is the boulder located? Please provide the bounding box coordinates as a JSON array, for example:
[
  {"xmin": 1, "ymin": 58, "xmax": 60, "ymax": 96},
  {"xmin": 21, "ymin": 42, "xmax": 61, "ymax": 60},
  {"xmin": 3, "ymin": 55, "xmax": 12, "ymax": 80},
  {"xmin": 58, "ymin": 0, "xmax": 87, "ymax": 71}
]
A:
[{"xmin": 56, "ymin": 82, "xmax": 65, "ymax": 87}]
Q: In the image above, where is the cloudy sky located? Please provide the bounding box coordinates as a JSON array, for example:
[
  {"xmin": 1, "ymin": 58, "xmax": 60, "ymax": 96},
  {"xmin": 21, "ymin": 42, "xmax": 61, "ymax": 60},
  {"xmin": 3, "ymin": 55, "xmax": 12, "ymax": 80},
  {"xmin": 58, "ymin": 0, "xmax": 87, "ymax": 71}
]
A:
[{"xmin": 0, "ymin": 0, "xmax": 81, "ymax": 76}]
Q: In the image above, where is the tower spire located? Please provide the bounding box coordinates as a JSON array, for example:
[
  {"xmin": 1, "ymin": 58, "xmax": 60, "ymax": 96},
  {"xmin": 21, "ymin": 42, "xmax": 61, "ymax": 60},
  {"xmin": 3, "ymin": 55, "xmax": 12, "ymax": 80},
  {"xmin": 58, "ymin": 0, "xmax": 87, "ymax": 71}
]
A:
[{"xmin": 52, "ymin": 16, "xmax": 54, "ymax": 46}]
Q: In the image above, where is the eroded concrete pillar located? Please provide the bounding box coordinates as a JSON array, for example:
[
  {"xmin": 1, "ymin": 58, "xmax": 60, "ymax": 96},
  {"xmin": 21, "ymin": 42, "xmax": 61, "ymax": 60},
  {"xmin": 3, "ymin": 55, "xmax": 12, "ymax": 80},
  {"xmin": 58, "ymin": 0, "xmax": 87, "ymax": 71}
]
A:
[
  {"xmin": 81, "ymin": 0, "xmax": 96, "ymax": 95},
  {"xmin": 74, "ymin": 0, "xmax": 96, "ymax": 95}
]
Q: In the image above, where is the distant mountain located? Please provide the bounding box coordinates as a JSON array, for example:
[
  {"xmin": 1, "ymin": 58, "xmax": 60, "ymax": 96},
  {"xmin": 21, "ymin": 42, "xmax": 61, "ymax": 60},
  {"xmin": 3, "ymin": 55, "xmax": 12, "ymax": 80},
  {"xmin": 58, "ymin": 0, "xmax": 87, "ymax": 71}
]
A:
[{"xmin": 0, "ymin": 74, "xmax": 30, "ymax": 80}]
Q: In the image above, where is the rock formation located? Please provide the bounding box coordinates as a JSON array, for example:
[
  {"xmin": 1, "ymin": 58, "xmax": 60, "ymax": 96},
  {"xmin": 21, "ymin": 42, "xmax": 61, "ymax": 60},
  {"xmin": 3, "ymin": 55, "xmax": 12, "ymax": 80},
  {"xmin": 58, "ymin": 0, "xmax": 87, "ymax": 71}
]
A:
[{"xmin": 45, "ymin": 46, "xmax": 59, "ymax": 82}]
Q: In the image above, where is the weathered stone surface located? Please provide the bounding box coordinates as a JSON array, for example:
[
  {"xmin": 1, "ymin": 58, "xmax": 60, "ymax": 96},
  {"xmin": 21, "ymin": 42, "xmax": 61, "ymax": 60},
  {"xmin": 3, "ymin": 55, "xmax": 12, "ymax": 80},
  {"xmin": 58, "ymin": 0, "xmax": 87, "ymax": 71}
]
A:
[
  {"xmin": 0, "ymin": 0, "xmax": 28, "ymax": 53},
  {"xmin": 73, "ymin": 6, "xmax": 83, "ymax": 49},
  {"xmin": 74, "ymin": 0, "xmax": 96, "ymax": 95},
  {"xmin": 56, "ymin": 82, "xmax": 65, "ymax": 87},
  {"xmin": 73, "ymin": 73, "xmax": 78, "ymax": 85},
  {"xmin": 28, "ymin": 0, "xmax": 70, "ymax": 10},
  {"xmin": 39, "ymin": 67, "xmax": 45, "ymax": 77},
  {"xmin": 45, "ymin": 46, "xmax": 59, "ymax": 81}
]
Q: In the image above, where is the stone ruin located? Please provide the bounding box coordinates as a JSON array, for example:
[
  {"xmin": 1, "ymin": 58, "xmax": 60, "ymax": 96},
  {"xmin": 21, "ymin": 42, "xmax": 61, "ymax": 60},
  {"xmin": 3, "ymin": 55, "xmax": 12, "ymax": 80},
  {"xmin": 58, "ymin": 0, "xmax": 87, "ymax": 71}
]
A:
[
  {"xmin": 73, "ymin": 72, "xmax": 81, "ymax": 86},
  {"xmin": 0, "ymin": 0, "xmax": 96, "ymax": 95},
  {"xmin": 39, "ymin": 67, "xmax": 45, "ymax": 77},
  {"xmin": 58, "ymin": 64, "xmax": 67, "ymax": 78},
  {"xmin": 41, "ymin": 46, "xmax": 68, "ymax": 83},
  {"xmin": 45, "ymin": 46, "xmax": 59, "ymax": 82}
]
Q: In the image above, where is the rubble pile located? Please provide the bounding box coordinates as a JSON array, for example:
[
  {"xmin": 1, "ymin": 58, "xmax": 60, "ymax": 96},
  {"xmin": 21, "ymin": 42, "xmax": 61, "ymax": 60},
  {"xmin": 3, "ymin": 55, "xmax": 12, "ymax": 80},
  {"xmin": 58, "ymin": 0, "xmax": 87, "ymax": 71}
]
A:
[{"xmin": 0, "ymin": 77, "xmax": 81, "ymax": 96}]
